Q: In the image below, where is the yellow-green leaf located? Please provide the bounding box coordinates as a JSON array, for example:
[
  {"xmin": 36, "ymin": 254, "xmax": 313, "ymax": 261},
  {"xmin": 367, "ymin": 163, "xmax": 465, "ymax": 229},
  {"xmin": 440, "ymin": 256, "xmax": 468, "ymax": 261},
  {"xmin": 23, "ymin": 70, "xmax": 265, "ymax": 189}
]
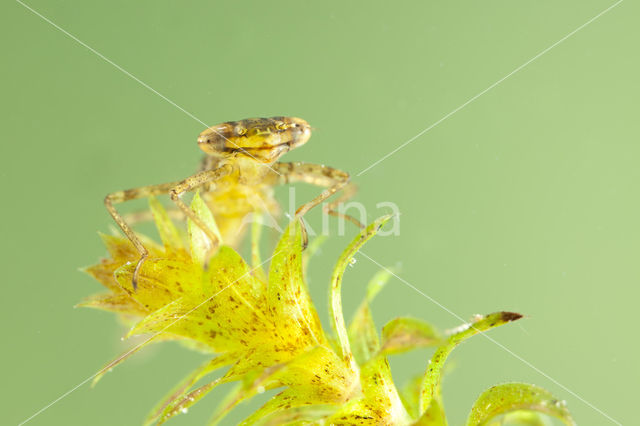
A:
[
  {"xmin": 483, "ymin": 411, "xmax": 549, "ymax": 426},
  {"xmin": 348, "ymin": 269, "xmax": 394, "ymax": 365},
  {"xmin": 251, "ymin": 404, "xmax": 338, "ymax": 426},
  {"xmin": 466, "ymin": 383, "xmax": 575, "ymax": 426},
  {"xmin": 208, "ymin": 363, "xmax": 289, "ymax": 425},
  {"xmin": 381, "ymin": 317, "xmax": 441, "ymax": 356},
  {"xmin": 149, "ymin": 196, "xmax": 183, "ymax": 251},
  {"xmin": 330, "ymin": 215, "xmax": 393, "ymax": 370},
  {"xmin": 188, "ymin": 191, "xmax": 222, "ymax": 265},
  {"xmin": 419, "ymin": 312, "xmax": 523, "ymax": 415},
  {"xmin": 366, "ymin": 267, "xmax": 394, "ymax": 301},
  {"xmin": 400, "ymin": 374, "xmax": 423, "ymax": 420},
  {"xmin": 250, "ymin": 215, "xmax": 267, "ymax": 283},
  {"xmin": 327, "ymin": 355, "xmax": 410, "ymax": 425},
  {"xmin": 413, "ymin": 395, "xmax": 447, "ymax": 426},
  {"xmin": 239, "ymin": 346, "xmax": 356, "ymax": 425},
  {"xmin": 404, "ymin": 373, "xmax": 448, "ymax": 425},
  {"xmin": 347, "ymin": 302, "xmax": 378, "ymax": 366},
  {"xmin": 114, "ymin": 262, "xmax": 175, "ymax": 311},
  {"xmin": 268, "ymin": 220, "xmax": 325, "ymax": 348},
  {"xmin": 158, "ymin": 378, "xmax": 224, "ymax": 424},
  {"xmin": 76, "ymin": 292, "xmax": 147, "ymax": 316}
]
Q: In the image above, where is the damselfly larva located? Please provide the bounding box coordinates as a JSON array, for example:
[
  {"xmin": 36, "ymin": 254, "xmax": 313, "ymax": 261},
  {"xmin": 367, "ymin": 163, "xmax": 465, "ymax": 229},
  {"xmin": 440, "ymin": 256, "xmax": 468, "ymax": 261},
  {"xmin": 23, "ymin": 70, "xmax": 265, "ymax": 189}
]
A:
[{"xmin": 104, "ymin": 117, "xmax": 360, "ymax": 289}]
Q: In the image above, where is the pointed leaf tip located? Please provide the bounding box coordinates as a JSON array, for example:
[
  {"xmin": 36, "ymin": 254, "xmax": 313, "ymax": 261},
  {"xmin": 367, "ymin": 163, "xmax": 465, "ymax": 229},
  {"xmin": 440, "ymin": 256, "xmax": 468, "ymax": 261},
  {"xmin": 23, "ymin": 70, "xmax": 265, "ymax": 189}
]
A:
[
  {"xmin": 331, "ymin": 215, "xmax": 394, "ymax": 369},
  {"xmin": 149, "ymin": 196, "xmax": 183, "ymax": 250},
  {"xmin": 420, "ymin": 311, "xmax": 525, "ymax": 415},
  {"xmin": 188, "ymin": 191, "xmax": 222, "ymax": 265},
  {"xmin": 501, "ymin": 311, "xmax": 523, "ymax": 322}
]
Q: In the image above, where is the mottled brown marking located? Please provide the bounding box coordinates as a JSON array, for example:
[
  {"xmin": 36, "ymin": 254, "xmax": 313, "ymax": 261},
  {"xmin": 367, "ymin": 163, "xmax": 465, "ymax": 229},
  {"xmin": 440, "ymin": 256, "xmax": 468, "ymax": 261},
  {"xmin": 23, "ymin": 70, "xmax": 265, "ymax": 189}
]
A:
[
  {"xmin": 501, "ymin": 311, "xmax": 524, "ymax": 322},
  {"xmin": 105, "ymin": 116, "xmax": 362, "ymax": 289}
]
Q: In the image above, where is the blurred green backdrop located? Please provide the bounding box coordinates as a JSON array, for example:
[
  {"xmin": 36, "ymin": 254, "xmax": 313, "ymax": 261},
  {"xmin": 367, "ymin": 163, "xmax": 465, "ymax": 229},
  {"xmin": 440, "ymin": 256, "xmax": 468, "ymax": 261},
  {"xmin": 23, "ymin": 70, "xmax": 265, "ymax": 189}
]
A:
[{"xmin": 2, "ymin": 1, "xmax": 637, "ymax": 424}]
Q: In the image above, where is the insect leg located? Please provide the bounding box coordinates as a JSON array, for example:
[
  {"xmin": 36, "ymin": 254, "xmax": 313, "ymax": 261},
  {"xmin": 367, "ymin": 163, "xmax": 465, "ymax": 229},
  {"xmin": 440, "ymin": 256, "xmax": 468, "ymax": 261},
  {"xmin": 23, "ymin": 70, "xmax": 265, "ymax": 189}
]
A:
[
  {"xmin": 168, "ymin": 164, "xmax": 233, "ymax": 266},
  {"xmin": 105, "ymin": 164, "xmax": 232, "ymax": 289},
  {"xmin": 105, "ymin": 180, "xmax": 182, "ymax": 289},
  {"xmin": 274, "ymin": 162, "xmax": 364, "ymax": 228},
  {"xmin": 123, "ymin": 208, "xmax": 184, "ymax": 226}
]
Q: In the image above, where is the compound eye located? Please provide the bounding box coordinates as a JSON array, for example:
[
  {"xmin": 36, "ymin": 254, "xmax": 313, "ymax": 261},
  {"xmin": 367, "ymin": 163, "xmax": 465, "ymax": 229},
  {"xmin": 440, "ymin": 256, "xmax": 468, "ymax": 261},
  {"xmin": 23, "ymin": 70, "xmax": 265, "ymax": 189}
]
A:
[{"xmin": 235, "ymin": 126, "xmax": 247, "ymax": 136}]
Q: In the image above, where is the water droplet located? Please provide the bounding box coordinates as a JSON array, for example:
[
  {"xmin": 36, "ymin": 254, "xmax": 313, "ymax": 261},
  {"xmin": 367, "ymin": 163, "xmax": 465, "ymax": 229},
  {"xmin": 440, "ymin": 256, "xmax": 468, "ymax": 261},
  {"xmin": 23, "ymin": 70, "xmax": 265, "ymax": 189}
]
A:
[
  {"xmin": 180, "ymin": 407, "xmax": 188, "ymax": 414},
  {"xmin": 257, "ymin": 386, "xmax": 265, "ymax": 394},
  {"xmin": 349, "ymin": 257, "xmax": 357, "ymax": 266}
]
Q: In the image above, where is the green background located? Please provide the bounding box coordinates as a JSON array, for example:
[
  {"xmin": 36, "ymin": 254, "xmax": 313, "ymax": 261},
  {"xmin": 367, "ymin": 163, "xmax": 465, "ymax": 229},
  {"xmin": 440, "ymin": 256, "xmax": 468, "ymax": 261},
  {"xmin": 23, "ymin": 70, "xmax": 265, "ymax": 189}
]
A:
[{"xmin": 2, "ymin": 1, "xmax": 637, "ymax": 424}]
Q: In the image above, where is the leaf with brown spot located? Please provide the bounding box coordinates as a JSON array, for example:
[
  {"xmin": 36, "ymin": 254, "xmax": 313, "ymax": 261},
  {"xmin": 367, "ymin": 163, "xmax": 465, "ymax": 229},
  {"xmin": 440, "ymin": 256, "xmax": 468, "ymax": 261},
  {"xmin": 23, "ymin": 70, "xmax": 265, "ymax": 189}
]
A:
[
  {"xmin": 83, "ymin": 260, "xmax": 123, "ymax": 293},
  {"xmin": 113, "ymin": 262, "xmax": 181, "ymax": 312},
  {"xmin": 418, "ymin": 312, "xmax": 523, "ymax": 416},
  {"xmin": 267, "ymin": 220, "xmax": 325, "ymax": 348},
  {"xmin": 327, "ymin": 355, "xmax": 410, "ymax": 425},
  {"xmin": 380, "ymin": 317, "xmax": 441, "ymax": 356},
  {"xmin": 238, "ymin": 346, "xmax": 356, "ymax": 425},
  {"xmin": 330, "ymin": 215, "xmax": 393, "ymax": 370},
  {"xmin": 76, "ymin": 292, "xmax": 147, "ymax": 316}
]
